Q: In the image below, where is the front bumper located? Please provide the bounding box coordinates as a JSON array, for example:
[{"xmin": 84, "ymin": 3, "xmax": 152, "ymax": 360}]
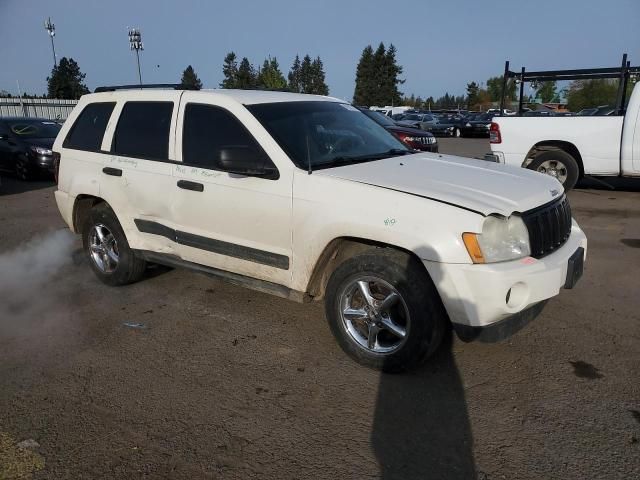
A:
[
  {"xmin": 29, "ymin": 153, "xmax": 55, "ymax": 173},
  {"xmin": 424, "ymin": 220, "xmax": 587, "ymax": 338}
]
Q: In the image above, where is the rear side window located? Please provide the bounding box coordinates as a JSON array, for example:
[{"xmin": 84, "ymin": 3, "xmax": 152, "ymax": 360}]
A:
[
  {"xmin": 112, "ymin": 102, "xmax": 173, "ymax": 160},
  {"xmin": 182, "ymin": 103, "xmax": 268, "ymax": 169},
  {"xmin": 63, "ymin": 102, "xmax": 115, "ymax": 151}
]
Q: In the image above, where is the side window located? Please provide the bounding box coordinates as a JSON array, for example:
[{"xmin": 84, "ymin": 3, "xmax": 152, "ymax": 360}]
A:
[
  {"xmin": 182, "ymin": 103, "xmax": 273, "ymax": 171},
  {"xmin": 112, "ymin": 101, "xmax": 173, "ymax": 160},
  {"xmin": 63, "ymin": 102, "xmax": 115, "ymax": 151}
]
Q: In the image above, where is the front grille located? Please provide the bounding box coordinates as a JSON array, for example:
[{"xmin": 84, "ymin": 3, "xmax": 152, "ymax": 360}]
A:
[{"xmin": 521, "ymin": 195, "xmax": 572, "ymax": 258}]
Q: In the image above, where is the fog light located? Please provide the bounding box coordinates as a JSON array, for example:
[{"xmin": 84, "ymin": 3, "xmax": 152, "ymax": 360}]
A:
[{"xmin": 506, "ymin": 282, "xmax": 528, "ymax": 309}]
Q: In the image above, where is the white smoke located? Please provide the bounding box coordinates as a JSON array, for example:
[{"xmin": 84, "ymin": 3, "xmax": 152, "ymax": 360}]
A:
[{"xmin": 0, "ymin": 229, "xmax": 76, "ymax": 328}]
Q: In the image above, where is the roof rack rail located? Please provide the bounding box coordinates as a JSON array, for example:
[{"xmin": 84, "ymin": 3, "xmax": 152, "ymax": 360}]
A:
[
  {"xmin": 499, "ymin": 53, "xmax": 639, "ymax": 116},
  {"xmin": 94, "ymin": 83, "xmax": 185, "ymax": 93}
]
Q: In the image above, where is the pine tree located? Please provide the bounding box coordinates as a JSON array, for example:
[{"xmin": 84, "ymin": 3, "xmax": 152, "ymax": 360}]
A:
[
  {"xmin": 383, "ymin": 44, "xmax": 404, "ymax": 105},
  {"xmin": 299, "ymin": 55, "xmax": 313, "ymax": 94},
  {"xmin": 536, "ymin": 81, "xmax": 558, "ymax": 103},
  {"xmin": 179, "ymin": 65, "xmax": 203, "ymax": 90},
  {"xmin": 236, "ymin": 57, "xmax": 257, "ymax": 89},
  {"xmin": 220, "ymin": 52, "xmax": 239, "ymax": 88},
  {"xmin": 47, "ymin": 57, "xmax": 89, "ymax": 99},
  {"xmin": 287, "ymin": 55, "xmax": 302, "ymax": 93},
  {"xmin": 257, "ymin": 57, "xmax": 287, "ymax": 90},
  {"xmin": 309, "ymin": 56, "xmax": 329, "ymax": 95},
  {"xmin": 371, "ymin": 43, "xmax": 387, "ymax": 106},
  {"xmin": 353, "ymin": 45, "xmax": 375, "ymax": 105},
  {"xmin": 466, "ymin": 81, "xmax": 480, "ymax": 107}
]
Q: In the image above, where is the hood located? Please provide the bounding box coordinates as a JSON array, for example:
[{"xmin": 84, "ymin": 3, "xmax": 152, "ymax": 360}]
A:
[
  {"xmin": 315, "ymin": 153, "xmax": 563, "ymax": 216},
  {"xmin": 386, "ymin": 125, "xmax": 434, "ymax": 137},
  {"xmin": 24, "ymin": 137, "xmax": 56, "ymax": 149}
]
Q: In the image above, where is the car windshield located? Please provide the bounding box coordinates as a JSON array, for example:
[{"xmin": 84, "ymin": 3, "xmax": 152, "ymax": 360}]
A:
[
  {"xmin": 7, "ymin": 120, "xmax": 61, "ymax": 138},
  {"xmin": 403, "ymin": 114, "xmax": 423, "ymax": 121},
  {"xmin": 247, "ymin": 101, "xmax": 409, "ymax": 170},
  {"xmin": 362, "ymin": 109, "xmax": 396, "ymax": 127}
]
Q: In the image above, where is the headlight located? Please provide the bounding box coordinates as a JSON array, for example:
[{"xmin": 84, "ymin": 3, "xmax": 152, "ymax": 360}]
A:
[
  {"xmin": 463, "ymin": 215, "xmax": 530, "ymax": 263},
  {"xmin": 30, "ymin": 146, "xmax": 52, "ymax": 155}
]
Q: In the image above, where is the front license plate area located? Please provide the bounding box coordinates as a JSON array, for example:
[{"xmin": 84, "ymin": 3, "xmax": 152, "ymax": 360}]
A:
[{"xmin": 564, "ymin": 247, "xmax": 584, "ymax": 289}]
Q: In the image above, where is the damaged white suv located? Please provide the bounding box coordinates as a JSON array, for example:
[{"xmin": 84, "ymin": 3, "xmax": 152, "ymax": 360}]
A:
[{"xmin": 53, "ymin": 86, "xmax": 587, "ymax": 371}]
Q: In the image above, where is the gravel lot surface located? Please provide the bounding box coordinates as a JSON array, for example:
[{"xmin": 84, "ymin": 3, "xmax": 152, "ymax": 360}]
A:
[{"xmin": 1, "ymin": 138, "xmax": 639, "ymax": 479}]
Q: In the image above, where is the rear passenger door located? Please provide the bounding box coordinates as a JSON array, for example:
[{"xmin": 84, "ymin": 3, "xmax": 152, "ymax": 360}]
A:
[
  {"xmin": 171, "ymin": 96, "xmax": 293, "ymax": 286},
  {"xmin": 100, "ymin": 93, "xmax": 181, "ymax": 255}
]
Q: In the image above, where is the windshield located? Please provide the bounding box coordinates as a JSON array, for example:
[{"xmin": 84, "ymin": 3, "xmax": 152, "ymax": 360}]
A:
[
  {"xmin": 247, "ymin": 101, "xmax": 409, "ymax": 170},
  {"xmin": 403, "ymin": 114, "xmax": 423, "ymax": 121},
  {"xmin": 7, "ymin": 120, "xmax": 61, "ymax": 138},
  {"xmin": 362, "ymin": 109, "xmax": 396, "ymax": 127}
]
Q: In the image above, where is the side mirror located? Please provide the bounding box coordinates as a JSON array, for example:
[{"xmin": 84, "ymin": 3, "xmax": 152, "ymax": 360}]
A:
[{"xmin": 217, "ymin": 146, "xmax": 279, "ymax": 180}]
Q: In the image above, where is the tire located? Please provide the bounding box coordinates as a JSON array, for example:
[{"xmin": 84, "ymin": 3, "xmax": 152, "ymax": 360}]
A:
[
  {"xmin": 528, "ymin": 150, "xmax": 579, "ymax": 190},
  {"xmin": 82, "ymin": 203, "xmax": 146, "ymax": 286},
  {"xmin": 15, "ymin": 156, "xmax": 31, "ymax": 181},
  {"xmin": 324, "ymin": 248, "xmax": 447, "ymax": 373}
]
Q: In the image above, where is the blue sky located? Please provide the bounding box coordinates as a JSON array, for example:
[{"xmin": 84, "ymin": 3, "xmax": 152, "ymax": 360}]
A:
[{"xmin": 1, "ymin": 0, "xmax": 639, "ymax": 101}]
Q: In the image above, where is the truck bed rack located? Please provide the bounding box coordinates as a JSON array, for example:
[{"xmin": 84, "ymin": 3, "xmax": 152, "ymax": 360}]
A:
[{"xmin": 499, "ymin": 54, "xmax": 640, "ymax": 115}]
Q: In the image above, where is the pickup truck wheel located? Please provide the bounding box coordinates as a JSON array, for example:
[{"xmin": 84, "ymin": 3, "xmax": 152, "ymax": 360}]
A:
[
  {"xmin": 325, "ymin": 249, "xmax": 447, "ymax": 372},
  {"xmin": 529, "ymin": 150, "xmax": 579, "ymax": 190},
  {"xmin": 82, "ymin": 204, "xmax": 146, "ymax": 286}
]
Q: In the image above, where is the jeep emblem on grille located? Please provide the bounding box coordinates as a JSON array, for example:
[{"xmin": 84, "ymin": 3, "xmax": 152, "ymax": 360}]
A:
[{"xmin": 550, "ymin": 189, "xmax": 560, "ymax": 197}]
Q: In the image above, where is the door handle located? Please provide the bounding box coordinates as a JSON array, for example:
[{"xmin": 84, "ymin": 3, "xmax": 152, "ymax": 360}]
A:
[
  {"xmin": 102, "ymin": 167, "xmax": 122, "ymax": 177},
  {"xmin": 177, "ymin": 180, "xmax": 204, "ymax": 192}
]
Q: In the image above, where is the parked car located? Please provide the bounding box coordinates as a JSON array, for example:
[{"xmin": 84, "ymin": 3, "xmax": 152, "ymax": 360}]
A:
[
  {"xmin": 460, "ymin": 112, "xmax": 493, "ymax": 137},
  {"xmin": 489, "ymin": 82, "xmax": 640, "ymax": 189},
  {"xmin": 0, "ymin": 117, "xmax": 61, "ymax": 180},
  {"xmin": 359, "ymin": 108, "xmax": 438, "ymax": 152},
  {"xmin": 435, "ymin": 114, "xmax": 466, "ymax": 137},
  {"xmin": 396, "ymin": 112, "xmax": 438, "ymax": 130},
  {"xmin": 54, "ymin": 86, "xmax": 587, "ymax": 372}
]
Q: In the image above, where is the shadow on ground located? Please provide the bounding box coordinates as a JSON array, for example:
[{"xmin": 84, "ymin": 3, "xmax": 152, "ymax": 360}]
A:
[
  {"xmin": 371, "ymin": 333, "xmax": 476, "ymax": 480},
  {"xmin": 0, "ymin": 175, "xmax": 55, "ymax": 196}
]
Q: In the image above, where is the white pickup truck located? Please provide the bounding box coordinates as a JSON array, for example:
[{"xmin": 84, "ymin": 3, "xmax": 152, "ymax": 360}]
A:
[{"xmin": 489, "ymin": 79, "xmax": 640, "ymax": 190}]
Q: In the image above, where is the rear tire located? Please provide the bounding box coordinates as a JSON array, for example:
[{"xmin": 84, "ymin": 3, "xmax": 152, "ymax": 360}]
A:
[
  {"xmin": 82, "ymin": 203, "xmax": 146, "ymax": 286},
  {"xmin": 528, "ymin": 150, "xmax": 579, "ymax": 190},
  {"xmin": 324, "ymin": 248, "xmax": 447, "ymax": 372}
]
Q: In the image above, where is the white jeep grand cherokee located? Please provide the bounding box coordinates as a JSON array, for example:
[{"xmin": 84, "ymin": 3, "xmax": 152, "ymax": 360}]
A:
[{"xmin": 53, "ymin": 87, "xmax": 587, "ymax": 372}]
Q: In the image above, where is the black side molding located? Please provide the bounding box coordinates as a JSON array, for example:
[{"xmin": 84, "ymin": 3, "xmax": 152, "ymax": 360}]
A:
[
  {"xmin": 134, "ymin": 219, "xmax": 290, "ymax": 270},
  {"xmin": 102, "ymin": 167, "xmax": 122, "ymax": 177}
]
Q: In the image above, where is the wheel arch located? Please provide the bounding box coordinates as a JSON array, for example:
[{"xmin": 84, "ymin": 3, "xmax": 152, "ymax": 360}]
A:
[
  {"xmin": 72, "ymin": 195, "xmax": 108, "ymax": 233},
  {"xmin": 305, "ymin": 236, "xmax": 430, "ymax": 301},
  {"xmin": 525, "ymin": 140, "xmax": 584, "ymax": 178}
]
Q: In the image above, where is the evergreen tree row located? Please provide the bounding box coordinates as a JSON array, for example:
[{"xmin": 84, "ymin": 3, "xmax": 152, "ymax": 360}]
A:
[{"xmin": 219, "ymin": 52, "xmax": 329, "ymax": 94}]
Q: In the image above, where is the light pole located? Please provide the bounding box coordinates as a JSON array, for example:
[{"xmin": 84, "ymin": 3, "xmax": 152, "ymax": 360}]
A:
[
  {"xmin": 44, "ymin": 17, "xmax": 57, "ymax": 68},
  {"xmin": 128, "ymin": 27, "xmax": 144, "ymax": 85}
]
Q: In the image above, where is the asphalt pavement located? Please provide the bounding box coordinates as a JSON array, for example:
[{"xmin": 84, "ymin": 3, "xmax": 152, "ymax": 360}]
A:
[{"xmin": 0, "ymin": 138, "xmax": 638, "ymax": 479}]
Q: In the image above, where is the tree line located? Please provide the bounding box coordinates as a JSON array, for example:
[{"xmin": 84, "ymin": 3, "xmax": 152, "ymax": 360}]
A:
[{"xmin": 2, "ymin": 48, "xmax": 630, "ymax": 114}]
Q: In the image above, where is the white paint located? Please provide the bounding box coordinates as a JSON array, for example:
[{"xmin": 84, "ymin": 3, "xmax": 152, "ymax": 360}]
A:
[{"xmin": 54, "ymin": 88, "xmax": 588, "ymax": 329}]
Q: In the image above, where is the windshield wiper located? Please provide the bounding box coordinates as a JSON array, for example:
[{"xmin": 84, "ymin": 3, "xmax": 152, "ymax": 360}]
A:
[{"xmin": 323, "ymin": 149, "xmax": 411, "ymax": 168}]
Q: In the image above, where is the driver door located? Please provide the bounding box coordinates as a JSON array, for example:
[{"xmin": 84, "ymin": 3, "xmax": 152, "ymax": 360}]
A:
[{"xmin": 170, "ymin": 95, "xmax": 293, "ymax": 286}]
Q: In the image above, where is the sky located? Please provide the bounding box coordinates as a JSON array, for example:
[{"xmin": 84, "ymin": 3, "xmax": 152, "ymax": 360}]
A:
[{"xmin": 1, "ymin": 0, "xmax": 639, "ymax": 102}]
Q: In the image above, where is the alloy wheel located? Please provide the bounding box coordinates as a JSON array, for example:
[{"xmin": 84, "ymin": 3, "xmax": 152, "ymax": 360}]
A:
[
  {"xmin": 537, "ymin": 159, "xmax": 568, "ymax": 184},
  {"xmin": 89, "ymin": 223, "xmax": 119, "ymax": 273},
  {"xmin": 339, "ymin": 276, "xmax": 410, "ymax": 354}
]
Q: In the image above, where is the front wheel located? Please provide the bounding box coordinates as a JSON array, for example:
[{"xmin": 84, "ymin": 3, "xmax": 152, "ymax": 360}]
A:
[
  {"xmin": 528, "ymin": 150, "xmax": 579, "ymax": 190},
  {"xmin": 82, "ymin": 203, "xmax": 146, "ymax": 286},
  {"xmin": 324, "ymin": 249, "xmax": 447, "ymax": 372},
  {"xmin": 454, "ymin": 127, "xmax": 461, "ymax": 138},
  {"xmin": 15, "ymin": 156, "xmax": 32, "ymax": 181}
]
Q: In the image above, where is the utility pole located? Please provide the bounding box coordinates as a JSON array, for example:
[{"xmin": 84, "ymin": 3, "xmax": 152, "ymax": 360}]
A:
[
  {"xmin": 44, "ymin": 17, "xmax": 57, "ymax": 68},
  {"xmin": 128, "ymin": 27, "xmax": 144, "ymax": 85}
]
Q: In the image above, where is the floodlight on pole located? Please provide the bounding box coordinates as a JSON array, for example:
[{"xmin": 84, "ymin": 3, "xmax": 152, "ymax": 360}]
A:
[
  {"xmin": 128, "ymin": 27, "xmax": 144, "ymax": 85},
  {"xmin": 44, "ymin": 17, "xmax": 57, "ymax": 67}
]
